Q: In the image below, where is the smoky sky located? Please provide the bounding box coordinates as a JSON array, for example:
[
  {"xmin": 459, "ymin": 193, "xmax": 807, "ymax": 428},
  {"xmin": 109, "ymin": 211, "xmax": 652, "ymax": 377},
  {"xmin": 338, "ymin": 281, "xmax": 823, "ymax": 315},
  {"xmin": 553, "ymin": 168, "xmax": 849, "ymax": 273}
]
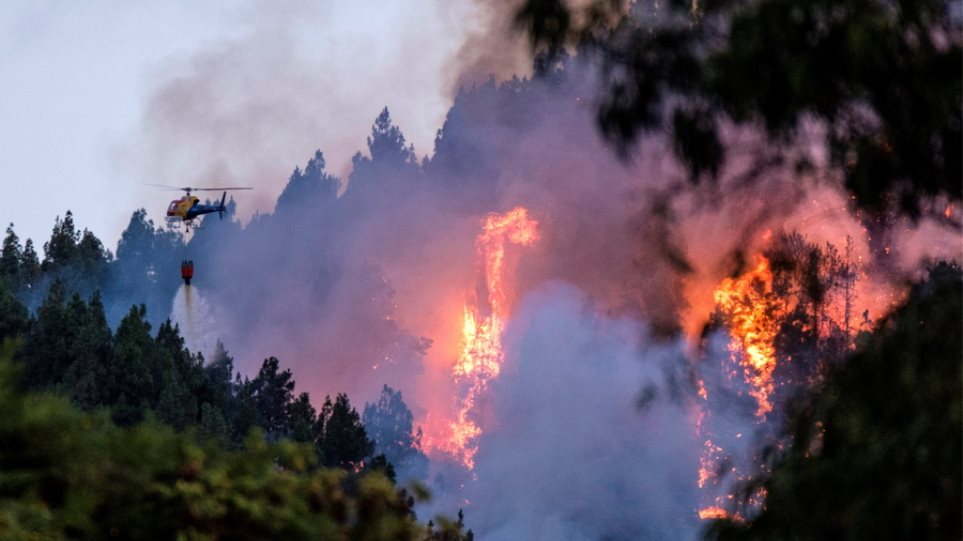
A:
[
  {"xmin": 139, "ymin": 5, "xmax": 961, "ymax": 539},
  {"xmin": 153, "ymin": 51, "xmax": 956, "ymax": 539},
  {"xmin": 128, "ymin": 0, "xmax": 473, "ymax": 234}
]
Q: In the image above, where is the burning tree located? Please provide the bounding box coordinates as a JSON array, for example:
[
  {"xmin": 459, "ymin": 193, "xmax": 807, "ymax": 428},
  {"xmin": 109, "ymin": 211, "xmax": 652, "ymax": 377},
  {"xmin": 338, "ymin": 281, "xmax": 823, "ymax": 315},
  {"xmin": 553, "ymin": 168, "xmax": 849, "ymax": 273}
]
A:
[
  {"xmin": 707, "ymin": 263, "xmax": 962, "ymax": 539},
  {"xmin": 697, "ymin": 232, "xmax": 864, "ymax": 519},
  {"xmin": 708, "ymin": 233, "xmax": 859, "ymax": 420},
  {"xmin": 425, "ymin": 207, "xmax": 539, "ymax": 469}
]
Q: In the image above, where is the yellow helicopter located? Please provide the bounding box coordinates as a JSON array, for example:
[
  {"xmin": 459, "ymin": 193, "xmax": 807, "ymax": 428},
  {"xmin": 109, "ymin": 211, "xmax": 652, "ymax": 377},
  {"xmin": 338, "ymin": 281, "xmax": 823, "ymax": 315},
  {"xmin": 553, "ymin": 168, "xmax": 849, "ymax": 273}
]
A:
[{"xmin": 155, "ymin": 185, "xmax": 251, "ymax": 232}]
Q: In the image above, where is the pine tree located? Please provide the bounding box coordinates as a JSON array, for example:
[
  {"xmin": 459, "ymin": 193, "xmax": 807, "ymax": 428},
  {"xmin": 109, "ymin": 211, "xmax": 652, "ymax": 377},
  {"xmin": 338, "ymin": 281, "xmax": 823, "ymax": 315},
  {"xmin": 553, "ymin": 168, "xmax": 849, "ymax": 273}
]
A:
[
  {"xmin": 20, "ymin": 239, "xmax": 40, "ymax": 291},
  {"xmin": 75, "ymin": 229, "xmax": 110, "ymax": 292},
  {"xmin": 109, "ymin": 209, "xmax": 182, "ymax": 327},
  {"xmin": 317, "ymin": 393, "xmax": 373, "ymax": 470},
  {"xmin": 0, "ymin": 281, "xmax": 28, "ymax": 344},
  {"xmin": 156, "ymin": 369, "xmax": 194, "ymax": 431},
  {"xmin": 108, "ymin": 305, "xmax": 155, "ymax": 425},
  {"xmin": 62, "ymin": 291, "xmax": 112, "ymax": 410},
  {"xmin": 365, "ymin": 107, "xmax": 417, "ymax": 166},
  {"xmin": 230, "ymin": 374, "xmax": 261, "ymax": 449},
  {"xmin": 249, "ymin": 357, "xmax": 296, "ymax": 441},
  {"xmin": 708, "ymin": 264, "xmax": 962, "ymax": 539},
  {"xmin": 202, "ymin": 340, "xmax": 235, "ymax": 417},
  {"xmin": 363, "ymin": 384, "xmax": 429, "ymax": 481},
  {"xmin": 154, "ymin": 320, "xmax": 204, "ymax": 427},
  {"xmin": 198, "ymin": 402, "xmax": 229, "ymax": 444},
  {"xmin": 275, "ymin": 150, "xmax": 342, "ymax": 213},
  {"xmin": 287, "ymin": 392, "xmax": 319, "ymax": 444},
  {"xmin": 348, "ymin": 108, "xmax": 421, "ymax": 201},
  {"xmin": 0, "ymin": 224, "xmax": 22, "ymax": 290},
  {"xmin": 18, "ymin": 280, "xmax": 70, "ymax": 389},
  {"xmin": 42, "ymin": 211, "xmax": 79, "ymax": 271}
]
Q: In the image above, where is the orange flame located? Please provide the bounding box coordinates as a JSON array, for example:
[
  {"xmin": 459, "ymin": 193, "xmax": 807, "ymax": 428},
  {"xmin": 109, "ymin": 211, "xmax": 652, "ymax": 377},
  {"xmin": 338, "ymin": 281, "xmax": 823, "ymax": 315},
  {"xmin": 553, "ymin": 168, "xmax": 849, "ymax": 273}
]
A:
[
  {"xmin": 697, "ymin": 254, "xmax": 785, "ymax": 519},
  {"xmin": 712, "ymin": 256, "xmax": 785, "ymax": 417},
  {"xmin": 427, "ymin": 207, "xmax": 539, "ymax": 468}
]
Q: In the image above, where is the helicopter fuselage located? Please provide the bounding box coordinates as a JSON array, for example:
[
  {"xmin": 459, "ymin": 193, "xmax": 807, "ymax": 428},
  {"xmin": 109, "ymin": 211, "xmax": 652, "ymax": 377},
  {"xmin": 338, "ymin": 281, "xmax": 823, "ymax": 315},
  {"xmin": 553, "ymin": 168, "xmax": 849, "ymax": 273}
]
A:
[{"xmin": 166, "ymin": 194, "xmax": 225, "ymax": 222}]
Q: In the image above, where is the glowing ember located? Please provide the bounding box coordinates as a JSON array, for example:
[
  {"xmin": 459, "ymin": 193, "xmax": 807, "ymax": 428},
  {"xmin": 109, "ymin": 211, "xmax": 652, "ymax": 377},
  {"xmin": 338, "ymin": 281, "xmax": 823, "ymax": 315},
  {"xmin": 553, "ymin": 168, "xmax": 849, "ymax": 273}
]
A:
[
  {"xmin": 427, "ymin": 207, "xmax": 539, "ymax": 468},
  {"xmin": 712, "ymin": 256, "xmax": 785, "ymax": 417},
  {"xmin": 697, "ymin": 438, "xmax": 724, "ymax": 489},
  {"xmin": 698, "ymin": 506, "xmax": 730, "ymax": 520}
]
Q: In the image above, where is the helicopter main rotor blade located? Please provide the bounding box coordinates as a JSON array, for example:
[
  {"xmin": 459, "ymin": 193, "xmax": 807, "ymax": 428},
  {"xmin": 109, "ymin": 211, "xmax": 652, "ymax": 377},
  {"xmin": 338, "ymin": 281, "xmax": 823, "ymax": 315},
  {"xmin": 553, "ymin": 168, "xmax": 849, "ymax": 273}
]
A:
[{"xmin": 147, "ymin": 184, "xmax": 252, "ymax": 192}]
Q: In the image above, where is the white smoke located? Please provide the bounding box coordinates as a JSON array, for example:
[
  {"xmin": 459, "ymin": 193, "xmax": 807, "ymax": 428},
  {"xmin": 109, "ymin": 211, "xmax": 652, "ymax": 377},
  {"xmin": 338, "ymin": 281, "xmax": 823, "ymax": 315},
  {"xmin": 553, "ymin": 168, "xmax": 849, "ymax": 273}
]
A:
[{"xmin": 430, "ymin": 283, "xmax": 707, "ymax": 540}]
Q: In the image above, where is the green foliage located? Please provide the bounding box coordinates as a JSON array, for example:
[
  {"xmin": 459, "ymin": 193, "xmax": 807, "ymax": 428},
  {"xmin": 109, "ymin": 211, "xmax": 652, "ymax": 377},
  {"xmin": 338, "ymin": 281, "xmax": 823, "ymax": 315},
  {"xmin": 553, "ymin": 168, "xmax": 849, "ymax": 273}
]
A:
[
  {"xmin": 108, "ymin": 208, "xmax": 183, "ymax": 328},
  {"xmin": 231, "ymin": 356, "xmax": 313, "ymax": 445},
  {"xmin": 287, "ymin": 392, "xmax": 319, "ymax": 444},
  {"xmin": 0, "ymin": 281, "xmax": 28, "ymax": 345},
  {"xmin": 19, "ymin": 239, "xmax": 40, "ymax": 295},
  {"xmin": 198, "ymin": 402, "xmax": 229, "ymax": 445},
  {"xmin": 108, "ymin": 305, "xmax": 156, "ymax": 425},
  {"xmin": 153, "ymin": 320, "xmax": 206, "ymax": 430},
  {"xmin": 425, "ymin": 508, "xmax": 475, "ymax": 541},
  {"xmin": 0, "ymin": 244, "xmax": 467, "ymax": 535},
  {"xmin": 706, "ymin": 264, "xmax": 962, "ymax": 540},
  {"xmin": 517, "ymin": 0, "xmax": 962, "ymax": 215},
  {"xmin": 60, "ymin": 291, "xmax": 112, "ymax": 410},
  {"xmin": 41, "ymin": 212, "xmax": 80, "ymax": 272},
  {"xmin": 0, "ymin": 224, "xmax": 22, "ymax": 290},
  {"xmin": 17, "ymin": 280, "xmax": 71, "ymax": 390},
  {"xmin": 0, "ymin": 356, "xmax": 431, "ymax": 540}
]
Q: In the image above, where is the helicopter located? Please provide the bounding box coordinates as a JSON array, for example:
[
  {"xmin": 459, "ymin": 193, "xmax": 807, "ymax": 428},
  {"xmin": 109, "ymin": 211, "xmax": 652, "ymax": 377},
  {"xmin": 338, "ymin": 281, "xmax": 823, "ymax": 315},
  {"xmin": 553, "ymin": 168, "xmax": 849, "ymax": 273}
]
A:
[{"xmin": 157, "ymin": 185, "xmax": 252, "ymax": 232}]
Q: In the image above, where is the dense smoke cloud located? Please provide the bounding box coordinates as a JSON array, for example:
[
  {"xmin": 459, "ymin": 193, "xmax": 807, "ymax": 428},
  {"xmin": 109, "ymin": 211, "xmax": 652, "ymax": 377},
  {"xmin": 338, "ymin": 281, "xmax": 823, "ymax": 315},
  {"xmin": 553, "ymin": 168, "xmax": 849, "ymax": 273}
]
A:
[
  {"xmin": 126, "ymin": 11, "xmax": 958, "ymax": 538},
  {"xmin": 459, "ymin": 283, "xmax": 703, "ymax": 540},
  {"xmin": 129, "ymin": 0, "xmax": 463, "ymax": 224},
  {"xmin": 443, "ymin": 0, "xmax": 532, "ymax": 95}
]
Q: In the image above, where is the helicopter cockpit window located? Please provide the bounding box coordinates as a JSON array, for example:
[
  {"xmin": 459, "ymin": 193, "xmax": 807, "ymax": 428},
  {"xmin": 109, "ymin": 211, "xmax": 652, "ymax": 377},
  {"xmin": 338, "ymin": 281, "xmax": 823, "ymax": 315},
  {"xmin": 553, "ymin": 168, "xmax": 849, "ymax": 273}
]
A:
[{"xmin": 167, "ymin": 201, "xmax": 179, "ymax": 213}]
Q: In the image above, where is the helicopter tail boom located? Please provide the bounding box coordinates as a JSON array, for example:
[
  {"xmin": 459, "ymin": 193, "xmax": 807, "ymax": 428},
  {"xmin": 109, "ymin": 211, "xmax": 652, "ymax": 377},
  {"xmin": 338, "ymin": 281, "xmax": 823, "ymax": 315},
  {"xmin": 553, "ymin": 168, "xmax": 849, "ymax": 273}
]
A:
[{"xmin": 218, "ymin": 191, "xmax": 227, "ymax": 220}]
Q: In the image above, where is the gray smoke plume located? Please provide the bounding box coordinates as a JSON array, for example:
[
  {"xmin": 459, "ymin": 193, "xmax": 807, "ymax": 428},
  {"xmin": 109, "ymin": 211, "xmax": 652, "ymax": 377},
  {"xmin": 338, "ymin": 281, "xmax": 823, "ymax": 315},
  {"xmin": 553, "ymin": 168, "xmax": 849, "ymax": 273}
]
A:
[
  {"xmin": 456, "ymin": 283, "xmax": 704, "ymax": 539},
  {"xmin": 125, "ymin": 7, "xmax": 958, "ymax": 537}
]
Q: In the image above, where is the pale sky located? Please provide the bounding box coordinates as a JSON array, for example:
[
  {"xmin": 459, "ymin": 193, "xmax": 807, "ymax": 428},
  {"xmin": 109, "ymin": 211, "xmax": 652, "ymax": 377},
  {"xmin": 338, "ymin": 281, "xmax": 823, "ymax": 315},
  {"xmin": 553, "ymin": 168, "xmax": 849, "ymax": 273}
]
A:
[{"xmin": 0, "ymin": 1, "xmax": 487, "ymax": 252}]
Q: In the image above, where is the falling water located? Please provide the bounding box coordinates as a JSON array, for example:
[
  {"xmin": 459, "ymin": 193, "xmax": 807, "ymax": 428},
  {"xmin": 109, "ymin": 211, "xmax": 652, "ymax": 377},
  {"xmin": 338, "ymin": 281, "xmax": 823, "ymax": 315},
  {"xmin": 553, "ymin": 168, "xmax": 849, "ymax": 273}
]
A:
[{"xmin": 170, "ymin": 284, "xmax": 218, "ymax": 361}]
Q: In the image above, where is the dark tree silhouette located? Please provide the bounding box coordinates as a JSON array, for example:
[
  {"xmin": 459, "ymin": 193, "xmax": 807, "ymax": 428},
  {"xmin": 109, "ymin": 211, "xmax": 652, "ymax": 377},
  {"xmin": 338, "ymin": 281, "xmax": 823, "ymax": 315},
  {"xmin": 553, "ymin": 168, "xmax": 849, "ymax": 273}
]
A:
[
  {"xmin": 275, "ymin": 150, "xmax": 341, "ymax": 214},
  {"xmin": 61, "ymin": 291, "xmax": 112, "ymax": 410},
  {"xmin": 317, "ymin": 393, "xmax": 374, "ymax": 470},
  {"xmin": 108, "ymin": 304, "xmax": 156, "ymax": 425},
  {"xmin": 516, "ymin": 0, "xmax": 962, "ymax": 216},
  {"xmin": 363, "ymin": 384, "xmax": 429, "ymax": 482},
  {"xmin": 0, "ymin": 224, "xmax": 22, "ymax": 290}
]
